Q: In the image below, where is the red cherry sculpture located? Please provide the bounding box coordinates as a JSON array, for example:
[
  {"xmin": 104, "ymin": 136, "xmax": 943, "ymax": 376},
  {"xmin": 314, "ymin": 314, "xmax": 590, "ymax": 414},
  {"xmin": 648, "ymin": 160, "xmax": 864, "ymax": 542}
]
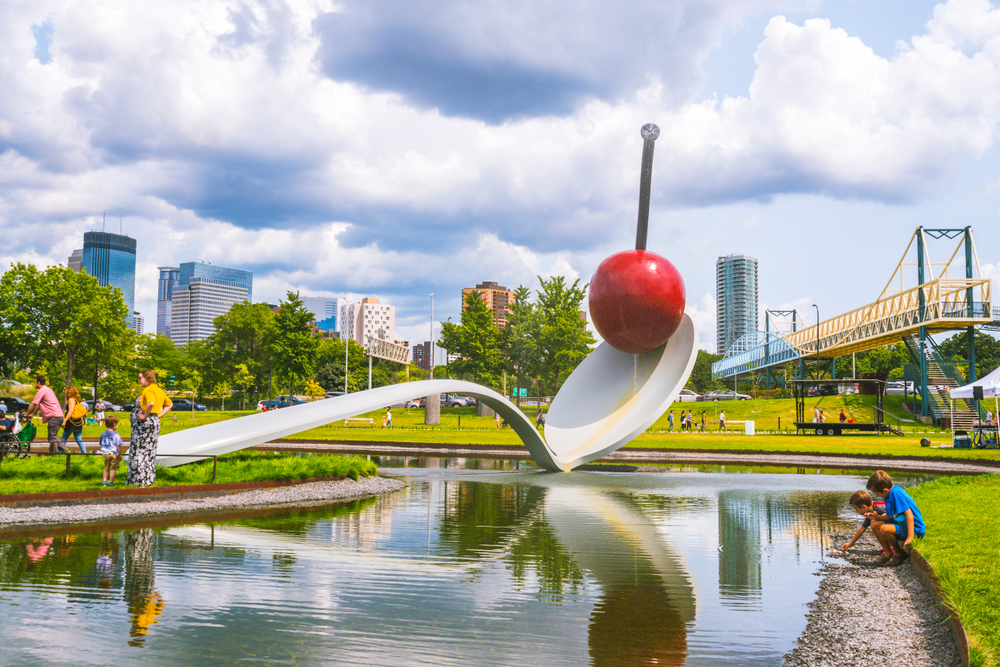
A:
[
  {"xmin": 589, "ymin": 122, "xmax": 685, "ymax": 354},
  {"xmin": 589, "ymin": 249, "xmax": 685, "ymax": 354}
]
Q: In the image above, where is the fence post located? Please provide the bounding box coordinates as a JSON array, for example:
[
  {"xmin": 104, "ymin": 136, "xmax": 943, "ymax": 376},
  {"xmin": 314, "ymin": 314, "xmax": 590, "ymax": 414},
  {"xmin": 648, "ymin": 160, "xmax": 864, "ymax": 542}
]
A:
[
  {"xmin": 65, "ymin": 452, "xmax": 71, "ymax": 477},
  {"xmin": 212, "ymin": 456, "xmax": 217, "ymax": 482}
]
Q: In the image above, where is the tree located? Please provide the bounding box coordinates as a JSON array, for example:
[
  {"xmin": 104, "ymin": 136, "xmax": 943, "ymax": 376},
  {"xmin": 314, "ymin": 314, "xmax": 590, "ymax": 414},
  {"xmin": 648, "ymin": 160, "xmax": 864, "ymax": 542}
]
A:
[
  {"xmin": 206, "ymin": 301, "xmax": 276, "ymax": 402},
  {"xmin": 686, "ymin": 350, "xmax": 723, "ymax": 393},
  {"xmin": 503, "ymin": 285, "xmax": 541, "ymax": 405},
  {"xmin": 534, "ymin": 276, "xmax": 595, "ymax": 395},
  {"xmin": 179, "ymin": 369, "xmax": 202, "ymax": 410},
  {"xmin": 212, "ymin": 380, "xmax": 232, "ymax": 411},
  {"xmin": 234, "ymin": 363, "xmax": 255, "ymax": 411},
  {"xmin": 939, "ymin": 330, "xmax": 1000, "ymax": 379},
  {"xmin": 314, "ymin": 338, "xmax": 370, "ymax": 392},
  {"xmin": 303, "ymin": 380, "xmax": 325, "ymax": 399},
  {"xmin": 439, "ymin": 291, "xmax": 504, "ymax": 388},
  {"xmin": 270, "ymin": 292, "xmax": 319, "ymax": 396},
  {"xmin": 0, "ymin": 263, "xmax": 133, "ymax": 392}
]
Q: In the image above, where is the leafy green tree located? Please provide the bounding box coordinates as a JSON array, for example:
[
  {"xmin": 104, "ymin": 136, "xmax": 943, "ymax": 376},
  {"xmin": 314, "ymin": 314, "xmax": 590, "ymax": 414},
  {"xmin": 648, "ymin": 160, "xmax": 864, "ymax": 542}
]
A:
[
  {"xmin": 135, "ymin": 334, "xmax": 186, "ymax": 387},
  {"xmin": 314, "ymin": 338, "xmax": 370, "ymax": 392},
  {"xmin": 0, "ymin": 263, "xmax": 132, "ymax": 392},
  {"xmin": 234, "ymin": 363, "xmax": 255, "ymax": 410},
  {"xmin": 270, "ymin": 292, "xmax": 319, "ymax": 395},
  {"xmin": 206, "ymin": 301, "xmax": 276, "ymax": 398},
  {"xmin": 503, "ymin": 285, "xmax": 541, "ymax": 405},
  {"xmin": 535, "ymin": 276, "xmax": 594, "ymax": 394},
  {"xmin": 854, "ymin": 343, "xmax": 910, "ymax": 378},
  {"xmin": 212, "ymin": 380, "xmax": 232, "ymax": 411},
  {"xmin": 939, "ymin": 330, "xmax": 1000, "ymax": 379},
  {"xmin": 686, "ymin": 350, "xmax": 723, "ymax": 393},
  {"xmin": 439, "ymin": 291, "xmax": 504, "ymax": 388}
]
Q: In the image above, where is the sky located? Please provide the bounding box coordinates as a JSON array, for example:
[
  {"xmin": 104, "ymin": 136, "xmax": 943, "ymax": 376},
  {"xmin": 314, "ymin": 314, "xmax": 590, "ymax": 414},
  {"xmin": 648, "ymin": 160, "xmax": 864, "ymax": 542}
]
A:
[{"xmin": 3, "ymin": 0, "xmax": 1000, "ymax": 355}]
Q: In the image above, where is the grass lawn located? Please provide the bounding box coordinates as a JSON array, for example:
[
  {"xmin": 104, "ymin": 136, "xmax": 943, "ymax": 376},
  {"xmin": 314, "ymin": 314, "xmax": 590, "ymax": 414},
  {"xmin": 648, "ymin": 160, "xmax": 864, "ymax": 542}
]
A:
[
  {"xmin": 910, "ymin": 475, "xmax": 1000, "ymax": 667},
  {"xmin": 0, "ymin": 451, "xmax": 378, "ymax": 496}
]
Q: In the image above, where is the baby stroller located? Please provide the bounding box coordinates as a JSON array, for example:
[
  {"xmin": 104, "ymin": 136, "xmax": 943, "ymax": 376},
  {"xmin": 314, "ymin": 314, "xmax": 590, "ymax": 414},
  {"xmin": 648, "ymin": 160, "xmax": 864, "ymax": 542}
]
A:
[{"xmin": 0, "ymin": 413, "xmax": 34, "ymax": 460}]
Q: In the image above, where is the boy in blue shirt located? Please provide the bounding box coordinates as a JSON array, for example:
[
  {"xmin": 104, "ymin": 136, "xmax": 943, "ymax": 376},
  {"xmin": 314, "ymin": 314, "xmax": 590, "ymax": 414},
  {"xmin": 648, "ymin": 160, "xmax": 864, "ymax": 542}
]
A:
[
  {"xmin": 865, "ymin": 470, "xmax": 925, "ymax": 566},
  {"xmin": 99, "ymin": 415, "xmax": 125, "ymax": 487}
]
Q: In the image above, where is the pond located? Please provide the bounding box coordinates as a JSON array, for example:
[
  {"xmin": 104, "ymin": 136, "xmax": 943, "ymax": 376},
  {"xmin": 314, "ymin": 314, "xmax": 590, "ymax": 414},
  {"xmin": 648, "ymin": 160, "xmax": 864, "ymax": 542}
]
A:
[{"xmin": 0, "ymin": 465, "xmax": 927, "ymax": 666}]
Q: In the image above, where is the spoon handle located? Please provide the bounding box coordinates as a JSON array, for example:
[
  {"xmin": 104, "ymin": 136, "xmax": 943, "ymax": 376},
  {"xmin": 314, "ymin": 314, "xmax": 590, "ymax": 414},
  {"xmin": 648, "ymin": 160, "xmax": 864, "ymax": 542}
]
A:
[{"xmin": 635, "ymin": 123, "xmax": 660, "ymax": 251}]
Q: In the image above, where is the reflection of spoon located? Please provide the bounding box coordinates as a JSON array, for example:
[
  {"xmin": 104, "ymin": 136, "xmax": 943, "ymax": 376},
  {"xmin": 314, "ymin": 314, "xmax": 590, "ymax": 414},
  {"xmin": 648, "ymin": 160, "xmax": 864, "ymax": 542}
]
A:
[
  {"xmin": 544, "ymin": 313, "xmax": 698, "ymax": 471},
  {"xmin": 544, "ymin": 484, "xmax": 695, "ymax": 666},
  {"xmin": 157, "ymin": 317, "xmax": 695, "ymax": 472}
]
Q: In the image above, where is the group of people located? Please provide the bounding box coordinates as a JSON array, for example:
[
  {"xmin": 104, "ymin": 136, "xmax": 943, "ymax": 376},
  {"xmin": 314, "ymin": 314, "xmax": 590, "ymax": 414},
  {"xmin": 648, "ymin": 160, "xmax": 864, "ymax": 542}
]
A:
[
  {"xmin": 18, "ymin": 370, "xmax": 172, "ymax": 488},
  {"xmin": 667, "ymin": 409, "xmax": 711, "ymax": 431},
  {"xmin": 839, "ymin": 470, "xmax": 926, "ymax": 567}
]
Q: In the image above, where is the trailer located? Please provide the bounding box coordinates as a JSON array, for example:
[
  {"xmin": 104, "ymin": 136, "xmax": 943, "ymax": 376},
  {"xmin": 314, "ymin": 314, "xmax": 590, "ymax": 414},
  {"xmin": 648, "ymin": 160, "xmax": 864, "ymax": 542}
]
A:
[{"xmin": 792, "ymin": 378, "xmax": 903, "ymax": 436}]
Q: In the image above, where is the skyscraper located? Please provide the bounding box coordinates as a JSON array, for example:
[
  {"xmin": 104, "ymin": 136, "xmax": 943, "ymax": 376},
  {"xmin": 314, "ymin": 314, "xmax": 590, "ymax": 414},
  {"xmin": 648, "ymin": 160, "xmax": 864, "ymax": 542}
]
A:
[
  {"xmin": 133, "ymin": 312, "xmax": 144, "ymax": 335},
  {"xmin": 302, "ymin": 296, "xmax": 338, "ymax": 332},
  {"xmin": 716, "ymin": 254, "xmax": 758, "ymax": 355},
  {"xmin": 340, "ymin": 297, "xmax": 395, "ymax": 346},
  {"xmin": 67, "ymin": 249, "xmax": 83, "ymax": 273},
  {"xmin": 81, "ymin": 231, "xmax": 137, "ymax": 328},
  {"xmin": 170, "ymin": 262, "xmax": 253, "ymax": 344},
  {"xmin": 156, "ymin": 267, "xmax": 180, "ymax": 338}
]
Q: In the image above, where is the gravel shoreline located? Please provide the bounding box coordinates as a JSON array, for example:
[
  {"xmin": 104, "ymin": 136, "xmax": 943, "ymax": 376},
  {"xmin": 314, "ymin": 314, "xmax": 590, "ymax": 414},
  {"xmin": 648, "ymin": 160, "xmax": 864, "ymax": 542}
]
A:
[
  {"xmin": 782, "ymin": 530, "xmax": 961, "ymax": 666},
  {"xmin": 0, "ymin": 476, "xmax": 407, "ymax": 529}
]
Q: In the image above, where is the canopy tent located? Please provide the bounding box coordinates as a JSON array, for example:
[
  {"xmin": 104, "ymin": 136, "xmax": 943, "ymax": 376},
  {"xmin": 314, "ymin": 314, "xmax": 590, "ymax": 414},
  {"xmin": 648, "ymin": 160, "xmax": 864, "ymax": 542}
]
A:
[{"xmin": 949, "ymin": 365, "xmax": 1000, "ymax": 399}]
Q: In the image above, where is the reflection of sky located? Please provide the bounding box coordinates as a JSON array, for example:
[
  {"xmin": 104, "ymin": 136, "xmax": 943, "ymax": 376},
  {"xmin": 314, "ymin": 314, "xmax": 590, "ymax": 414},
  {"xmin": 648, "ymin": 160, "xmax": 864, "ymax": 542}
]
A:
[{"xmin": 0, "ymin": 470, "xmax": 872, "ymax": 666}]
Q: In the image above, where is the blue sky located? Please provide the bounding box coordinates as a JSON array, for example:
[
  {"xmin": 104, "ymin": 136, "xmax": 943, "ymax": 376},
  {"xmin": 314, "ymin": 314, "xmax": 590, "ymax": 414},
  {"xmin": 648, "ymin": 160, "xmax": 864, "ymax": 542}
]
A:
[{"xmin": 2, "ymin": 0, "xmax": 1000, "ymax": 353}]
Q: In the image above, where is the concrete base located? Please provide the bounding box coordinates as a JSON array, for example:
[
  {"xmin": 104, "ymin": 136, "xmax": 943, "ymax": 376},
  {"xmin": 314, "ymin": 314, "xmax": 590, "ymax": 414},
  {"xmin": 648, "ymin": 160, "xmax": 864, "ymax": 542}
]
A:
[
  {"xmin": 918, "ymin": 416, "xmax": 934, "ymax": 425},
  {"xmin": 477, "ymin": 402, "xmax": 495, "ymax": 417},
  {"xmin": 424, "ymin": 394, "xmax": 440, "ymax": 425}
]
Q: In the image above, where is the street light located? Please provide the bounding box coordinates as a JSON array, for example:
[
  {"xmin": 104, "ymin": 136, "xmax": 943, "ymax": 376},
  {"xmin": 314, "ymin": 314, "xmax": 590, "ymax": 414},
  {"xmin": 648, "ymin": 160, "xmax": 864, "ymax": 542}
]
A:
[{"xmin": 812, "ymin": 304, "xmax": 820, "ymax": 380}]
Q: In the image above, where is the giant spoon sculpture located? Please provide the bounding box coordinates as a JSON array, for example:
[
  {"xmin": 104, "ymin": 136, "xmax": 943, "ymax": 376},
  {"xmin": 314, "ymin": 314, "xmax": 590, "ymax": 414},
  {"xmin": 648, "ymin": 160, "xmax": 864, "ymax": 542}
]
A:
[{"xmin": 157, "ymin": 125, "xmax": 698, "ymax": 472}]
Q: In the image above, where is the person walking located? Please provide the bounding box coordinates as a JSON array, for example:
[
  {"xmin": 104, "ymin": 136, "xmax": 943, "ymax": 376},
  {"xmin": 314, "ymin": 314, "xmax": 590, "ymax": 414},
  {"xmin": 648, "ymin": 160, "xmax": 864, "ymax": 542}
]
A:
[
  {"xmin": 61, "ymin": 386, "xmax": 88, "ymax": 454},
  {"xmin": 25, "ymin": 375, "xmax": 65, "ymax": 454},
  {"xmin": 127, "ymin": 370, "xmax": 173, "ymax": 487},
  {"xmin": 719, "ymin": 409, "xmax": 727, "ymax": 432},
  {"xmin": 701, "ymin": 410, "xmax": 706, "ymax": 432},
  {"xmin": 94, "ymin": 397, "xmax": 106, "ymax": 423},
  {"xmin": 667, "ymin": 410, "xmax": 674, "ymax": 430},
  {"xmin": 385, "ymin": 407, "xmax": 393, "ymax": 429}
]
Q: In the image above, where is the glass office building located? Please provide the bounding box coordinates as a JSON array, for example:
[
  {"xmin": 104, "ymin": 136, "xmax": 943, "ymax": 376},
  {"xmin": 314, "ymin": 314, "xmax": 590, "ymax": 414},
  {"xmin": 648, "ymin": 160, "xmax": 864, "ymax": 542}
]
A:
[
  {"xmin": 169, "ymin": 262, "xmax": 253, "ymax": 344},
  {"xmin": 157, "ymin": 267, "xmax": 180, "ymax": 338},
  {"xmin": 302, "ymin": 296, "xmax": 338, "ymax": 332},
  {"xmin": 716, "ymin": 254, "xmax": 758, "ymax": 355},
  {"xmin": 81, "ymin": 231, "xmax": 136, "ymax": 329}
]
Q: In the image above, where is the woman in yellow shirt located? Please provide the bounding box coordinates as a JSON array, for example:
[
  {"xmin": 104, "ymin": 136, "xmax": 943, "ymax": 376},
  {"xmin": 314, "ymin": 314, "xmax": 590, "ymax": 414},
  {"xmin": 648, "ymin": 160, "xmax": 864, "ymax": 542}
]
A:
[{"xmin": 126, "ymin": 369, "xmax": 173, "ymax": 487}]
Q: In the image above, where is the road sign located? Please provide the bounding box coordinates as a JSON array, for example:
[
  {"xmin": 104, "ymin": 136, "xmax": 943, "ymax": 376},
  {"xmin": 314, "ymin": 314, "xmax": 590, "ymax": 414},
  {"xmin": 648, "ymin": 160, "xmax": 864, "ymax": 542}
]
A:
[{"xmin": 518, "ymin": 388, "xmax": 527, "ymax": 397}]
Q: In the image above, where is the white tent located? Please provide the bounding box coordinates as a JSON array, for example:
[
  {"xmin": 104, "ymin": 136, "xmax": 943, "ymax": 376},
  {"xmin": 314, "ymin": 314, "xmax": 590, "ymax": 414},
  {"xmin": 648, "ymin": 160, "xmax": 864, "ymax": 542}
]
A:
[{"xmin": 949, "ymin": 365, "xmax": 1000, "ymax": 399}]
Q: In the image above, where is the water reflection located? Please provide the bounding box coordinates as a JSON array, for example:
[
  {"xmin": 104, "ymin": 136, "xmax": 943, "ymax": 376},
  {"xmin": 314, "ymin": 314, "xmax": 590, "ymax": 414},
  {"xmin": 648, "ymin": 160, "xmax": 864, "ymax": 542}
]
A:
[{"xmin": 0, "ymin": 470, "xmax": 890, "ymax": 666}]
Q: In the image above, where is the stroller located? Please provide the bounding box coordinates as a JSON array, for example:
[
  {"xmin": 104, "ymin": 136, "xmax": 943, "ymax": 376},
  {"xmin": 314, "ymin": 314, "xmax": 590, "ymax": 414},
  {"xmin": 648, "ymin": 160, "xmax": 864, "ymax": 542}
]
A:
[{"xmin": 0, "ymin": 413, "xmax": 34, "ymax": 460}]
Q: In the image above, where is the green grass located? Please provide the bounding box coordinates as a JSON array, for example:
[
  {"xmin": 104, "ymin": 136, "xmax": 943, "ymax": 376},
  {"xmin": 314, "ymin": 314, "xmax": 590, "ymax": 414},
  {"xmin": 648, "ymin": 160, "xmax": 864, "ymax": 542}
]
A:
[
  {"xmin": 910, "ymin": 475, "xmax": 1000, "ymax": 667},
  {"xmin": 0, "ymin": 451, "xmax": 378, "ymax": 496}
]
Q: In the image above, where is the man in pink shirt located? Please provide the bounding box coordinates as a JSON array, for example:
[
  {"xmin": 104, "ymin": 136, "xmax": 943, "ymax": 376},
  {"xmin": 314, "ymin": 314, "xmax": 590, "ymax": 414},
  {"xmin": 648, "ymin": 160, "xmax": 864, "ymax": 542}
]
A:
[{"xmin": 25, "ymin": 375, "xmax": 65, "ymax": 454}]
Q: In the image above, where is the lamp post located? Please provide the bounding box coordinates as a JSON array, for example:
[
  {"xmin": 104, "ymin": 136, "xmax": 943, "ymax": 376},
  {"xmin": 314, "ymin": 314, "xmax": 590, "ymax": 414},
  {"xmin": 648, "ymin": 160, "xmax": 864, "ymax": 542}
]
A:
[{"xmin": 812, "ymin": 304, "xmax": 820, "ymax": 380}]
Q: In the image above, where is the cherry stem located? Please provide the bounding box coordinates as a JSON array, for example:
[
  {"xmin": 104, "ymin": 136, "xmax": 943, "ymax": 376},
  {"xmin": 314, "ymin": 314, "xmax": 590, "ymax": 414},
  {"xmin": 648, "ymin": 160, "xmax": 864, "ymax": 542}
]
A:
[{"xmin": 635, "ymin": 123, "xmax": 660, "ymax": 251}]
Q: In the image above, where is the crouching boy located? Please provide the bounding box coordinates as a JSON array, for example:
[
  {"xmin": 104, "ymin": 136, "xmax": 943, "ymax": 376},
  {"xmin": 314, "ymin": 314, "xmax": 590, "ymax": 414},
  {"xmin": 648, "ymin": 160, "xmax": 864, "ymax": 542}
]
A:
[
  {"xmin": 100, "ymin": 415, "xmax": 124, "ymax": 487},
  {"xmin": 839, "ymin": 490, "xmax": 887, "ymax": 555},
  {"xmin": 866, "ymin": 470, "xmax": 925, "ymax": 566}
]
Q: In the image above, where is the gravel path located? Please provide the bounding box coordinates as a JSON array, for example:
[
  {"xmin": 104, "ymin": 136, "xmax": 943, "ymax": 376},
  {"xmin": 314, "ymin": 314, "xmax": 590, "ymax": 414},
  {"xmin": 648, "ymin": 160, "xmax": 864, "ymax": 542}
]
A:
[
  {"xmin": 0, "ymin": 476, "xmax": 407, "ymax": 529},
  {"xmin": 271, "ymin": 440, "xmax": 1000, "ymax": 474},
  {"xmin": 782, "ymin": 530, "xmax": 961, "ymax": 666}
]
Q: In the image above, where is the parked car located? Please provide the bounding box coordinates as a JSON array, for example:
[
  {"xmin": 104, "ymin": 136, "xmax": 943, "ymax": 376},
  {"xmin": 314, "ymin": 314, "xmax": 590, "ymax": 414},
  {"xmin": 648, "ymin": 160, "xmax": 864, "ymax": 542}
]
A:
[
  {"xmin": 885, "ymin": 381, "xmax": 915, "ymax": 395},
  {"xmin": 462, "ymin": 396, "xmax": 477, "ymax": 407},
  {"xmin": 677, "ymin": 389, "xmax": 701, "ymax": 402},
  {"xmin": 699, "ymin": 390, "xmax": 751, "ymax": 401},
  {"xmin": 807, "ymin": 385, "xmax": 838, "ymax": 397},
  {"xmin": 0, "ymin": 397, "xmax": 30, "ymax": 413},
  {"xmin": 170, "ymin": 398, "xmax": 207, "ymax": 411},
  {"xmin": 325, "ymin": 391, "xmax": 345, "ymax": 399},
  {"xmin": 85, "ymin": 399, "xmax": 123, "ymax": 412}
]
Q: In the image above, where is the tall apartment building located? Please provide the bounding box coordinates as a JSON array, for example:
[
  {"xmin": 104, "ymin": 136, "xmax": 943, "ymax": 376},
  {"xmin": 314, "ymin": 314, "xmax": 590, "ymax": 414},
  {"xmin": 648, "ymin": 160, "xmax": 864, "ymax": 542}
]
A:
[
  {"xmin": 340, "ymin": 297, "xmax": 395, "ymax": 347},
  {"xmin": 462, "ymin": 281, "xmax": 515, "ymax": 329},
  {"xmin": 67, "ymin": 249, "xmax": 83, "ymax": 273},
  {"xmin": 412, "ymin": 341, "xmax": 432, "ymax": 370},
  {"xmin": 132, "ymin": 312, "xmax": 144, "ymax": 335},
  {"xmin": 80, "ymin": 231, "xmax": 137, "ymax": 329},
  {"xmin": 169, "ymin": 262, "xmax": 253, "ymax": 344},
  {"xmin": 716, "ymin": 254, "xmax": 758, "ymax": 355},
  {"xmin": 156, "ymin": 267, "xmax": 180, "ymax": 338},
  {"xmin": 302, "ymin": 296, "xmax": 339, "ymax": 332}
]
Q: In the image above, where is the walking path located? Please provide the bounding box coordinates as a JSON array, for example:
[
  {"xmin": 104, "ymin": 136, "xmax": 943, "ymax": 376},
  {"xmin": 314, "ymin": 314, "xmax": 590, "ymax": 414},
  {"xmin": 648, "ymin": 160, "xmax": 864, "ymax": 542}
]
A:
[
  {"xmin": 0, "ymin": 476, "xmax": 406, "ymax": 530},
  {"xmin": 782, "ymin": 531, "xmax": 962, "ymax": 666},
  {"xmin": 265, "ymin": 440, "xmax": 1000, "ymax": 475}
]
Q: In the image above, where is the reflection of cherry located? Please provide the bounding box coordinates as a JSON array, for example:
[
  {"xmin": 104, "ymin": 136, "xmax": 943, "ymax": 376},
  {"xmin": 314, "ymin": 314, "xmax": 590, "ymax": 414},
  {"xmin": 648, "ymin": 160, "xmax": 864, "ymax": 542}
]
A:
[
  {"xmin": 590, "ymin": 250, "xmax": 684, "ymax": 354},
  {"xmin": 589, "ymin": 123, "xmax": 686, "ymax": 354}
]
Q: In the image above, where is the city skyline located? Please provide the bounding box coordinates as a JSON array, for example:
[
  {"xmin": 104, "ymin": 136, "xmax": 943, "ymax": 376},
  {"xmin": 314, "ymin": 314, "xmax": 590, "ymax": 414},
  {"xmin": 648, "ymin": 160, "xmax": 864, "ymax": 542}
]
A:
[{"xmin": 5, "ymin": 1, "xmax": 1000, "ymax": 351}]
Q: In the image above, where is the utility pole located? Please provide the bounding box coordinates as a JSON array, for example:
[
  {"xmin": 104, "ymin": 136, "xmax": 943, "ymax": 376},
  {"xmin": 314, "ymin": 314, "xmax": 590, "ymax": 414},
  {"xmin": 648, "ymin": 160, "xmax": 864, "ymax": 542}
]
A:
[
  {"xmin": 812, "ymin": 304, "xmax": 820, "ymax": 380},
  {"xmin": 429, "ymin": 294, "xmax": 435, "ymax": 380}
]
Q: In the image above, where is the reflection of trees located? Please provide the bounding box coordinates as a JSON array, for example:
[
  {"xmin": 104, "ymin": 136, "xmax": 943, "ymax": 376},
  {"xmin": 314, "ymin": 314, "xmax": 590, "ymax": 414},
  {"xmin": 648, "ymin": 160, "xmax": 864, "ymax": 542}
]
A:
[
  {"xmin": 124, "ymin": 529, "xmax": 164, "ymax": 647},
  {"xmin": 438, "ymin": 481, "xmax": 585, "ymax": 598},
  {"xmin": 717, "ymin": 489, "xmax": 856, "ymax": 606}
]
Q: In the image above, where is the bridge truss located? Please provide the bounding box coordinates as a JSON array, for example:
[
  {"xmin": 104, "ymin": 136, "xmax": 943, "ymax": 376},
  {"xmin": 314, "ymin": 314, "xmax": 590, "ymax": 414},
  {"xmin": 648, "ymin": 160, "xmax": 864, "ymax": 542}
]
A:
[{"xmin": 712, "ymin": 227, "xmax": 998, "ymax": 417}]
